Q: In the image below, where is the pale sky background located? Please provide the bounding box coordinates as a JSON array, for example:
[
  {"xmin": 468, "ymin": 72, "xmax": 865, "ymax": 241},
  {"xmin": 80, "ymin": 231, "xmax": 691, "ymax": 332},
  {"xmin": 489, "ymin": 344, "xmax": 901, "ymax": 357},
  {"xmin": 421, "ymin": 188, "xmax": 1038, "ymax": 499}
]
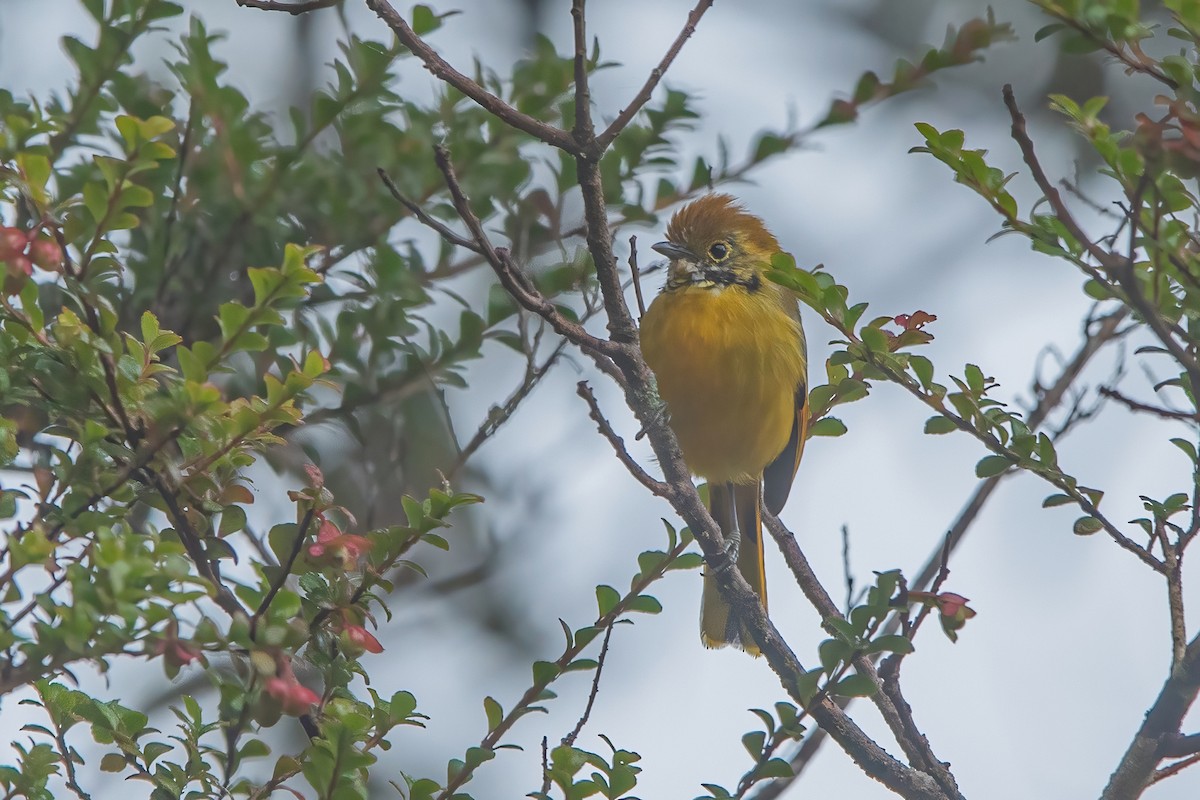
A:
[{"xmin": 1, "ymin": 1, "xmax": 1197, "ymax": 798}]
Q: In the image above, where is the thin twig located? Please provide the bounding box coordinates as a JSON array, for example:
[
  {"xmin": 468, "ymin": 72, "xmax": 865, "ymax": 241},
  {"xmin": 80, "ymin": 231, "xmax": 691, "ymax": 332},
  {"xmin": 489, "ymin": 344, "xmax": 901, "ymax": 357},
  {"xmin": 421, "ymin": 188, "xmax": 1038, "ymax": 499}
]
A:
[
  {"xmin": 576, "ymin": 382, "xmax": 672, "ymax": 497},
  {"xmin": 364, "ymin": 0, "xmax": 577, "ymax": 153},
  {"xmin": 376, "ymin": 167, "xmax": 482, "ymax": 253},
  {"xmin": 765, "ymin": 308, "xmax": 1131, "ymax": 793},
  {"xmin": 1099, "ymin": 386, "xmax": 1200, "ymax": 421},
  {"xmin": 539, "ymin": 737, "xmax": 552, "ymax": 797},
  {"xmin": 445, "ymin": 335, "xmax": 570, "ymax": 480},
  {"xmin": 430, "ymin": 143, "xmax": 627, "ymax": 383},
  {"xmin": 148, "ymin": 473, "xmax": 247, "ymax": 619},
  {"xmin": 38, "ymin": 682, "xmax": 92, "ymax": 800},
  {"xmin": 250, "ymin": 509, "xmax": 315, "ymax": 635},
  {"xmin": 1004, "ymin": 84, "xmax": 1200, "ymax": 396},
  {"xmin": 561, "ymin": 622, "xmax": 614, "ymax": 748},
  {"xmin": 1151, "ymin": 752, "xmax": 1200, "ymax": 785},
  {"xmin": 1034, "ymin": 5, "xmax": 1178, "ymax": 89},
  {"xmin": 762, "ymin": 514, "xmax": 961, "ymax": 797},
  {"xmin": 628, "ymin": 235, "xmax": 646, "ymax": 318},
  {"xmin": 595, "ymin": 0, "xmax": 715, "ymax": 150},
  {"xmin": 569, "ymin": 0, "xmax": 595, "ymax": 143},
  {"xmin": 840, "ymin": 524, "xmax": 854, "ymax": 613},
  {"xmin": 235, "ymin": 0, "xmax": 339, "ymax": 12}
]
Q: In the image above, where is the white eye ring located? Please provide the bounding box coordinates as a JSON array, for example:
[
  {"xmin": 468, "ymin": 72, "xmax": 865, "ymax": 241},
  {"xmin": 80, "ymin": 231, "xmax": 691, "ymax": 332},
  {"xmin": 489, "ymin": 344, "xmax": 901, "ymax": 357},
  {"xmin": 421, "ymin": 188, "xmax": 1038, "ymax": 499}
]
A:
[{"xmin": 708, "ymin": 242, "xmax": 729, "ymax": 260}]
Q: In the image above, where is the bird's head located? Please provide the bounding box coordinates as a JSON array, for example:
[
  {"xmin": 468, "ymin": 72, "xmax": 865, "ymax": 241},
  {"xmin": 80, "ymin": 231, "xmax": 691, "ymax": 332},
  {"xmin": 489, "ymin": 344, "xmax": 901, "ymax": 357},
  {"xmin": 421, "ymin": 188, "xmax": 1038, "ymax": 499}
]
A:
[{"xmin": 652, "ymin": 194, "xmax": 780, "ymax": 291}]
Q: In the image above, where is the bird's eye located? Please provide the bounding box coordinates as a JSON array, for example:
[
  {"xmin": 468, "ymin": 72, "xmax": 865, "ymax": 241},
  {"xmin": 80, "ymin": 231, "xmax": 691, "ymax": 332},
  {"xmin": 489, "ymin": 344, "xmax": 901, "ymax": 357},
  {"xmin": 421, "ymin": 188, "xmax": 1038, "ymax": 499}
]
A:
[{"xmin": 708, "ymin": 242, "xmax": 729, "ymax": 261}]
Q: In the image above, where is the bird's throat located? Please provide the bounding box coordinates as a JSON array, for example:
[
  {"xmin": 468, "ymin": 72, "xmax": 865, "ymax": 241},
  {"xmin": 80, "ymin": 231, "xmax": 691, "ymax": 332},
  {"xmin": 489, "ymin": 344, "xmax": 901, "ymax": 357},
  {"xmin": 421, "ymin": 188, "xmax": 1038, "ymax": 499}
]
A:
[{"xmin": 666, "ymin": 267, "xmax": 761, "ymax": 293}]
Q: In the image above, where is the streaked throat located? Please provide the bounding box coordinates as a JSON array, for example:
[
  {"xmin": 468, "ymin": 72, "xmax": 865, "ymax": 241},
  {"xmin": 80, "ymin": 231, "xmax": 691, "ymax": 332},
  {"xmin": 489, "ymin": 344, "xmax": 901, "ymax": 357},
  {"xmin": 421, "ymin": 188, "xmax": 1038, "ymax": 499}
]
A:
[{"xmin": 666, "ymin": 265, "xmax": 761, "ymax": 293}]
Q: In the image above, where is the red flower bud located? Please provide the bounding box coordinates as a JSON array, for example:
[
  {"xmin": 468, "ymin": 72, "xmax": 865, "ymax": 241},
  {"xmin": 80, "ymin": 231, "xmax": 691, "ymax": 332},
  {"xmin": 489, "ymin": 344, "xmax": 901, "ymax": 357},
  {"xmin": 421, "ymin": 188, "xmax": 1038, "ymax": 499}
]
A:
[
  {"xmin": 28, "ymin": 238, "xmax": 63, "ymax": 271},
  {"xmin": 304, "ymin": 463, "xmax": 325, "ymax": 490},
  {"xmin": 0, "ymin": 227, "xmax": 28, "ymax": 261},
  {"xmin": 6, "ymin": 255, "xmax": 33, "ymax": 278},
  {"xmin": 164, "ymin": 640, "xmax": 201, "ymax": 668},
  {"xmin": 149, "ymin": 621, "xmax": 204, "ymax": 675},
  {"xmin": 306, "ymin": 516, "xmax": 372, "ymax": 570},
  {"xmin": 342, "ymin": 624, "xmax": 384, "ymax": 655},
  {"xmin": 936, "ymin": 592, "xmax": 971, "ymax": 617},
  {"xmin": 265, "ymin": 675, "xmax": 320, "ymax": 716}
]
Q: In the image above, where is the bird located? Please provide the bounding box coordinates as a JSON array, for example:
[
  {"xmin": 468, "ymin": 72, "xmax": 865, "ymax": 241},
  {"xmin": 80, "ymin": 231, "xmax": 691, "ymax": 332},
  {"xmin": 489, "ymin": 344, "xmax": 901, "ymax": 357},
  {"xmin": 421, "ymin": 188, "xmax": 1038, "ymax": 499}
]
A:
[{"xmin": 639, "ymin": 194, "xmax": 808, "ymax": 655}]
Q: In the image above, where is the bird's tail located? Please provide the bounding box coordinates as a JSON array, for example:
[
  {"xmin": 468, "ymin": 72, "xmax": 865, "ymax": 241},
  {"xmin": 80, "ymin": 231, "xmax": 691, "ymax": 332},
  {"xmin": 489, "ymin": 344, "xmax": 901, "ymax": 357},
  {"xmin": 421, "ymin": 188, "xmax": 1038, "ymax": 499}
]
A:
[{"xmin": 700, "ymin": 480, "xmax": 767, "ymax": 656}]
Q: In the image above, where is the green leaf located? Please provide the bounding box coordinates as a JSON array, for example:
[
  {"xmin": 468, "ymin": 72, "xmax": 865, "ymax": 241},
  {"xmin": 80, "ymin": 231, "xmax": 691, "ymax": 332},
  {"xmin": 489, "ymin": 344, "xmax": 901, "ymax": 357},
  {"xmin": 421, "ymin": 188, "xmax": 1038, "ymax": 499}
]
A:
[
  {"xmin": 626, "ymin": 594, "xmax": 662, "ymax": 614},
  {"xmin": 808, "ymin": 417, "xmax": 847, "ymax": 437},
  {"xmin": 532, "ymin": 660, "xmax": 559, "ymax": 685},
  {"xmin": 974, "ymin": 455, "xmax": 1010, "ymax": 478},
  {"xmin": 1073, "ymin": 516, "xmax": 1103, "ymax": 536},
  {"xmin": 924, "ymin": 416, "xmax": 957, "ymax": 435},
  {"xmin": 741, "ymin": 731, "xmax": 765, "ymax": 759},
  {"xmin": 1042, "ymin": 494, "xmax": 1073, "ymax": 508},
  {"xmin": 818, "ymin": 638, "xmax": 851, "ymax": 674},
  {"xmin": 795, "ymin": 668, "xmax": 823, "ymax": 705},
  {"xmin": 100, "ymin": 752, "xmax": 126, "ymax": 772},
  {"xmin": 864, "ymin": 634, "xmax": 914, "ymax": 656},
  {"xmin": 1170, "ymin": 438, "xmax": 1198, "ymax": 462},
  {"xmin": 595, "ymin": 585, "xmax": 620, "ymax": 616},
  {"xmin": 483, "ymin": 696, "xmax": 503, "ymax": 731},
  {"xmin": 755, "ymin": 758, "xmax": 794, "ymax": 779},
  {"xmin": 909, "ymin": 354, "xmax": 934, "ymax": 388},
  {"xmin": 411, "ymin": 4, "xmax": 441, "ymax": 35},
  {"xmin": 1034, "ymin": 23, "xmax": 1065, "ymax": 41},
  {"xmin": 832, "ymin": 673, "xmax": 877, "ymax": 697}
]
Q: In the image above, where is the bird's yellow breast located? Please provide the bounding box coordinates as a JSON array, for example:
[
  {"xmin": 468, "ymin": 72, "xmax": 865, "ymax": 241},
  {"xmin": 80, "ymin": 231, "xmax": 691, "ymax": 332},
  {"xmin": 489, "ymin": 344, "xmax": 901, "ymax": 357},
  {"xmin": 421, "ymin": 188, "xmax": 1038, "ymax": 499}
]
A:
[{"xmin": 640, "ymin": 283, "xmax": 805, "ymax": 483}]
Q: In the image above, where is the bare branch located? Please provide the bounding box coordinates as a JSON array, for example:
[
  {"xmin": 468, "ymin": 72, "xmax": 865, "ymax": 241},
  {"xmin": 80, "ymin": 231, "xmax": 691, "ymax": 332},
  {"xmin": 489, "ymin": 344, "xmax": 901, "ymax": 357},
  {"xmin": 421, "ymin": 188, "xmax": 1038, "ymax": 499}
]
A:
[
  {"xmin": 400, "ymin": 3, "xmax": 960, "ymax": 794},
  {"xmin": 235, "ymin": 0, "xmax": 339, "ymax": 13},
  {"xmin": 561, "ymin": 622, "xmax": 614, "ymax": 748},
  {"xmin": 430, "ymin": 143, "xmax": 629, "ymax": 385},
  {"xmin": 148, "ymin": 472, "xmax": 247, "ymax": 620},
  {"xmin": 1102, "ymin": 629, "xmax": 1200, "ymax": 798},
  {"xmin": 446, "ymin": 335, "xmax": 572, "ymax": 480},
  {"xmin": 570, "ymin": 0, "xmax": 595, "ymax": 142},
  {"xmin": 251, "ymin": 509, "xmax": 315, "ymax": 635},
  {"xmin": 595, "ymin": 0, "xmax": 715, "ymax": 150},
  {"xmin": 376, "ymin": 167, "xmax": 482, "ymax": 254},
  {"xmin": 628, "ymin": 235, "xmax": 647, "ymax": 318},
  {"xmin": 363, "ymin": 0, "xmax": 578, "ymax": 153},
  {"xmin": 576, "ymin": 381, "xmax": 672, "ymax": 498},
  {"xmin": 1100, "ymin": 386, "xmax": 1200, "ymax": 421},
  {"xmin": 1152, "ymin": 752, "xmax": 1200, "ymax": 786}
]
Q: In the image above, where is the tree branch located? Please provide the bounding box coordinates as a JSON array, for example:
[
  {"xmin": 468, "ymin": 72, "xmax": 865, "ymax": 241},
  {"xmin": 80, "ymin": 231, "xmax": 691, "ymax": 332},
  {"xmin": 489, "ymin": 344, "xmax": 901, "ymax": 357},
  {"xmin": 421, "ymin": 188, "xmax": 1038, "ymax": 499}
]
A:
[
  {"xmin": 235, "ymin": 0, "xmax": 339, "ymax": 13},
  {"xmin": 763, "ymin": 308, "xmax": 1130, "ymax": 794},
  {"xmin": 430, "ymin": 143, "xmax": 627, "ymax": 385},
  {"xmin": 595, "ymin": 0, "xmax": 714, "ymax": 150},
  {"xmin": 376, "ymin": 167, "xmax": 482, "ymax": 254},
  {"xmin": 1099, "ymin": 386, "xmax": 1200, "ymax": 421},
  {"xmin": 402, "ymin": 2, "xmax": 962, "ymax": 794},
  {"xmin": 1003, "ymin": 84, "xmax": 1200, "ymax": 397},
  {"xmin": 762, "ymin": 514, "xmax": 961, "ymax": 797},
  {"xmin": 363, "ymin": 0, "xmax": 578, "ymax": 153},
  {"xmin": 576, "ymin": 381, "xmax": 672, "ymax": 498},
  {"xmin": 570, "ymin": 0, "xmax": 596, "ymax": 143},
  {"xmin": 1101, "ymin": 630, "xmax": 1200, "ymax": 799}
]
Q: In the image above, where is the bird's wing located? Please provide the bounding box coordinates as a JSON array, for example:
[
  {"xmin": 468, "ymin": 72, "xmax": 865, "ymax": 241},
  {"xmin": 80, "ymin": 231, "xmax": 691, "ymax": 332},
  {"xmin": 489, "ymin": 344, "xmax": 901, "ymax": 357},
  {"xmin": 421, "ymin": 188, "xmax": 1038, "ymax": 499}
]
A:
[{"xmin": 762, "ymin": 382, "xmax": 808, "ymax": 515}]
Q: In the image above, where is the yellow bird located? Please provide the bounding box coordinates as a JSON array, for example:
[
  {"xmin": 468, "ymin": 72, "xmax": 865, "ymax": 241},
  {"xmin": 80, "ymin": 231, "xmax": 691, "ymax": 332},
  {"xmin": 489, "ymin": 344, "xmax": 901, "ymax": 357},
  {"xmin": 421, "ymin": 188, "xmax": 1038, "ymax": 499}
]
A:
[{"xmin": 640, "ymin": 194, "xmax": 808, "ymax": 655}]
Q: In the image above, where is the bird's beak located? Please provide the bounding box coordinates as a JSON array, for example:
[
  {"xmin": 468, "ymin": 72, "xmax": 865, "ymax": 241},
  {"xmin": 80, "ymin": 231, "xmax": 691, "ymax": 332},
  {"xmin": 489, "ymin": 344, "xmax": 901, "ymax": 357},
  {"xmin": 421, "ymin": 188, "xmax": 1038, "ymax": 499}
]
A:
[{"xmin": 651, "ymin": 241, "xmax": 696, "ymax": 262}]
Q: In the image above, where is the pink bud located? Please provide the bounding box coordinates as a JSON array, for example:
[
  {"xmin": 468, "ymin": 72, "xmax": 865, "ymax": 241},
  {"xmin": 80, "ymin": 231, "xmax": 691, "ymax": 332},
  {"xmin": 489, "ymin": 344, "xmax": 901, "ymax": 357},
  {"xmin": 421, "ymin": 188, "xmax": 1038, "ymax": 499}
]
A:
[{"xmin": 343, "ymin": 624, "xmax": 384, "ymax": 655}]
